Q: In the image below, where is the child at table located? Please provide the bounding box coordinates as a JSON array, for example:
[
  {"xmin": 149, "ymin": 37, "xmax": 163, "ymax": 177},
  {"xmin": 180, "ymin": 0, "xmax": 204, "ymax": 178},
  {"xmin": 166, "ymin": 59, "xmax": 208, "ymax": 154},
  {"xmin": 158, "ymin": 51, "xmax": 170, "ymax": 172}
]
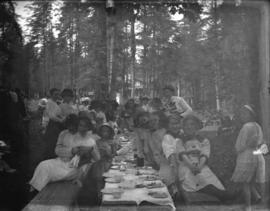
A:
[{"xmin": 89, "ymin": 123, "xmax": 116, "ymax": 201}]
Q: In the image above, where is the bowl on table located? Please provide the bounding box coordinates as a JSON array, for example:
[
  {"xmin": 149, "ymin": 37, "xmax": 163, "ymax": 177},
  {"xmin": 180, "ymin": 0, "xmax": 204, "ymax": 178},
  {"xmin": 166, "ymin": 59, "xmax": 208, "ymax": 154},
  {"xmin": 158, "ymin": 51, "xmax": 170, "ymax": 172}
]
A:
[{"xmin": 105, "ymin": 175, "xmax": 123, "ymax": 183}]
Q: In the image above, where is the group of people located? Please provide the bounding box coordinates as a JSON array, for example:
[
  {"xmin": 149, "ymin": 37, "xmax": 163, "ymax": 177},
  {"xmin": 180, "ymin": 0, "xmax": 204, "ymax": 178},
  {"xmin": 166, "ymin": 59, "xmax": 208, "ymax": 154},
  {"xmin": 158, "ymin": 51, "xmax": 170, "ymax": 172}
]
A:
[{"xmin": 25, "ymin": 85, "xmax": 267, "ymax": 211}]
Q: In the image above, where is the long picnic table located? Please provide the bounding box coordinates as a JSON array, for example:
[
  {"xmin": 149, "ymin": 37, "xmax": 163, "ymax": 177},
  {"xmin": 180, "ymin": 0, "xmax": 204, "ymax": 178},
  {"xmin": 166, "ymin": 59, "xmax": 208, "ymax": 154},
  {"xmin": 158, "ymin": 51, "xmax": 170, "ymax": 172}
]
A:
[
  {"xmin": 100, "ymin": 142, "xmax": 176, "ymax": 211},
  {"xmin": 101, "ymin": 165, "xmax": 175, "ymax": 211}
]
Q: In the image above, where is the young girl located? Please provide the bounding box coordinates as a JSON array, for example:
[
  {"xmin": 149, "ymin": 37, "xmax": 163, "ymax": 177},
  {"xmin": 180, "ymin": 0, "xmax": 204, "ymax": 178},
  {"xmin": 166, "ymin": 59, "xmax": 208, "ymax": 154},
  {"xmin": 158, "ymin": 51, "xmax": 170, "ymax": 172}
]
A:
[
  {"xmin": 231, "ymin": 105, "xmax": 265, "ymax": 211},
  {"xmin": 84, "ymin": 124, "xmax": 115, "ymax": 204},
  {"xmin": 176, "ymin": 114, "xmax": 230, "ymax": 202}
]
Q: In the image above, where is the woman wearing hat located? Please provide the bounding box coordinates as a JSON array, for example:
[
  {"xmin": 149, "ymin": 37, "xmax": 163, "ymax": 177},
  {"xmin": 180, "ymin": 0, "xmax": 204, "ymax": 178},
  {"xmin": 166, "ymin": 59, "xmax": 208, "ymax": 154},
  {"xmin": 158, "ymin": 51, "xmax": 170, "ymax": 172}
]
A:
[
  {"xmin": 59, "ymin": 88, "xmax": 78, "ymax": 119},
  {"xmin": 162, "ymin": 85, "xmax": 192, "ymax": 118},
  {"xmin": 231, "ymin": 105, "xmax": 266, "ymax": 211}
]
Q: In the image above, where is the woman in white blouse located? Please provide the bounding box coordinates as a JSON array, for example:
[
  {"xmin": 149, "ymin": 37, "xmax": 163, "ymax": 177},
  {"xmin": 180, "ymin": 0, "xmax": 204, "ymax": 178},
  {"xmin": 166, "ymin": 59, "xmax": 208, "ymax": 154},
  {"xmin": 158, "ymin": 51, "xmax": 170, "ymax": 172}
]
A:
[{"xmin": 30, "ymin": 115, "xmax": 100, "ymax": 191}]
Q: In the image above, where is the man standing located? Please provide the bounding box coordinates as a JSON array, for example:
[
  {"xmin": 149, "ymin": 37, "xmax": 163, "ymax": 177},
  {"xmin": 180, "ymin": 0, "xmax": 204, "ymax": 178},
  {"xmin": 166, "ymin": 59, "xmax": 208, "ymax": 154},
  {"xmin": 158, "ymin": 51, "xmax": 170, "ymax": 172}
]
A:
[{"xmin": 162, "ymin": 85, "xmax": 192, "ymax": 117}]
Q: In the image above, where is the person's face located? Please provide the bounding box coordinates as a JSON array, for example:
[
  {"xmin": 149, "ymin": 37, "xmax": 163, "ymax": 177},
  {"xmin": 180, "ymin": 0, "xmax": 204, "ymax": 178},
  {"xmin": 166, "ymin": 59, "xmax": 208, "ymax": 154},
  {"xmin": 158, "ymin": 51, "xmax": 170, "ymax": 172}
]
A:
[
  {"xmin": 100, "ymin": 127, "xmax": 111, "ymax": 139},
  {"xmin": 34, "ymin": 93, "xmax": 39, "ymax": 99},
  {"xmin": 239, "ymin": 108, "xmax": 251, "ymax": 123},
  {"xmin": 142, "ymin": 99, "xmax": 148, "ymax": 105},
  {"xmin": 183, "ymin": 119, "xmax": 198, "ymax": 136},
  {"xmin": 78, "ymin": 120, "xmax": 89, "ymax": 135},
  {"xmin": 139, "ymin": 115, "xmax": 149, "ymax": 127},
  {"xmin": 168, "ymin": 118, "xmax": 181, "ymax": 134},
  {"xmin": 149, "ymin": 114, "xmax": 160, "ymax": 130},
  {"xmin": 82, "ymin": 101, "xmax": 89, "ymax": 106},
  {"xmin": 52, "ymin": 90, "xmax": 60, "ymax": 101},
  {"xmin": 67, "ymin": 124, "xmax": 77, "ymax": 134},
  {"xmin": 163, "ymin": 89, "xmax": 173, "ymax": 99},
  {"xmin": 63, "ymin": 95, "xmax": 73, "ymax": 103}
]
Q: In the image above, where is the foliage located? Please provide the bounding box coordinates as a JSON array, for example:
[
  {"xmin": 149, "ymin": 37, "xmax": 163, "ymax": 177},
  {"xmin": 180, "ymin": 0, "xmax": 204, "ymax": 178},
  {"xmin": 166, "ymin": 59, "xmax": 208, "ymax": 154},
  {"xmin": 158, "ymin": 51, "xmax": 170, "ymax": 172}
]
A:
[{"xmin": 9, "ymin": 0, "xmax": 261, "ymax": 113}]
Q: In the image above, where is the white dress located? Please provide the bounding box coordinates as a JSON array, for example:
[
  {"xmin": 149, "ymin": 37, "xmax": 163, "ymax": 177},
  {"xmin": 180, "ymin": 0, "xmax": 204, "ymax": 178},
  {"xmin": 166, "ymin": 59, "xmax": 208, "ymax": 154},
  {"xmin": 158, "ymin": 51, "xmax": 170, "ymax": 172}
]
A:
[
  {"xmin": 176, "ymin": 137, "xmax": 225, "ymax": 192},
  {"xmin": 29, "ymin": 131, "xmax": 97, "ymax": 191}
]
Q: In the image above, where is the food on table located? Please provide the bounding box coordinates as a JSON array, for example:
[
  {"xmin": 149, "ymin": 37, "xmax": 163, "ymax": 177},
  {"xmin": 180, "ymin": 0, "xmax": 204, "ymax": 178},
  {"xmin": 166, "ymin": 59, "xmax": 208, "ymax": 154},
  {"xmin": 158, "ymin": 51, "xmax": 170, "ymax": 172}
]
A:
[
  {"xmin": 135, "ymin": 183, "xmax": 145, "ymax": 188},
  {"xmin": 148, "ymin": 191, "xmax": 168, "ymax": 198}
]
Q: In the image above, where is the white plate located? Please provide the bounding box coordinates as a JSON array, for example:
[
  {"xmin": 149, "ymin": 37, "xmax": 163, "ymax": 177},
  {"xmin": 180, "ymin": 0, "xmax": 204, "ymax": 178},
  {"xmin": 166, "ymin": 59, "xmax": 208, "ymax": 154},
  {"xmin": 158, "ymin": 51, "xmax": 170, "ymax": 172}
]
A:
[
  {"xmin": 103, "ymin": 171, "xmax": 123, "ymax": 177},
  {"xmin": 105, "ymin": 177, "xmax": 121, "ymax": 183},
  {"xmin": 101, "ymin": 188, "xmax": 123, "ymax": 194}
]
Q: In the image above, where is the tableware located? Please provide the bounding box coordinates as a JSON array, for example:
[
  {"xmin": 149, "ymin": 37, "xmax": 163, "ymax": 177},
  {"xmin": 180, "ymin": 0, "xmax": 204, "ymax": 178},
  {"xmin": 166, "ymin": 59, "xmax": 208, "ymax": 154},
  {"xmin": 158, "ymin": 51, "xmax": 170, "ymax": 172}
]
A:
[
  {"xmin": 135, "ymin": 183, "xmax": 145, "ymax": 188},
  {"xmin": 111, "ymin": 165, "xmax": 120, "ymax": 170},
  {"xmin": 101, "ymin": 188, "xmax": 123, "ymax": 194},
  {"xmin": 119, "ymin": 180, "xmax": 136, "ymax": 189},
  {"xmin": 120, "ymin": 165, "xmax": 126, "ymax": 171},
  {"xmin": 139, "ymin": 175, "xmax": 159, "ymax": 181},
  {"xmin": 103, "ymin": 172, "xmax": 123, "ymax": 178},
  {"xmin": 139, "ymin": 170, "xmax": 157, "ymax": 176},
  {"xmin": 146, "ymin": 182, "xmax": 165, "ymax": 189},
  {"xmin": 112, "ymin": 191, "xmax": 123, "ymax": 199},
  {"xmin": 148, "ymin": 191, "xmax": 168, "ymax": 198},
  {"xmin": 105, "ymin": 177, "xmax": 122, "ymax": 183}
]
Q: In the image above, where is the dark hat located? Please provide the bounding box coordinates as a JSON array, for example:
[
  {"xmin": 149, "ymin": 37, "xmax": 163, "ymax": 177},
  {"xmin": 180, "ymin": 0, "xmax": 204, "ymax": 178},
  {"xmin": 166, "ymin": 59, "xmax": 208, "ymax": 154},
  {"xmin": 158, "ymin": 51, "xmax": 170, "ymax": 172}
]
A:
[
  {"xmin": 98, "ymin": 123, "xmax": 115, "ymax": 139},
  {"xmin": 61, "ymin": 88, "xmax": 74, "ymax": 98}
]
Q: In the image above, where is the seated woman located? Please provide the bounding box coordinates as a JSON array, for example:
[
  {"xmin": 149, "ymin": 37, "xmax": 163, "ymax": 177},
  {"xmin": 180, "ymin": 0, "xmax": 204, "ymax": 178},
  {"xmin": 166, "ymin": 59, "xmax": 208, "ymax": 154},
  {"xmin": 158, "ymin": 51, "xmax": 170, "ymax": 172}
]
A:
[
  {"xmin": 162, "ymin": 114, "xmax": 183, "ymax": 196},
  {"xmin": 29, "ymin": 115, "xmax": 100, "ymax": 192},
  {"xmin": 176, "ymin": 114, "xmax": 231, "ymax": 202},
  {"xmin": 143, "ymin": 112, "xmax": 176, "ymax": 188}
]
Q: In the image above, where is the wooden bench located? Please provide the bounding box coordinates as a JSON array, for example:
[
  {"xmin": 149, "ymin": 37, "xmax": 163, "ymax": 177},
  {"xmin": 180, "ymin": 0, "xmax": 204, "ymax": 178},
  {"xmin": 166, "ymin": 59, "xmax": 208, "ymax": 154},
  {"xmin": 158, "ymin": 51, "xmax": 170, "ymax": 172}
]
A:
[
  {"xmin": 22, "ymin": 181, "xmax": 80, "ymax": 211},
  {"xmin": 181, "ymin": 191, "xmax": 220, "ymax": 205}
]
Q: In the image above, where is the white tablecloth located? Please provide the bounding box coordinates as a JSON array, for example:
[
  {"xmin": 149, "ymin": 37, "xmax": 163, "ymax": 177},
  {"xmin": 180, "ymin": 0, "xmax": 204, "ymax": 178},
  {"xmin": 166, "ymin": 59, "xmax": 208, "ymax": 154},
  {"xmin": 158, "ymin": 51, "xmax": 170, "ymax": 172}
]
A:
[{"xmin": 102, "ymin": 169, "xmax": 175, "ymax": 211}]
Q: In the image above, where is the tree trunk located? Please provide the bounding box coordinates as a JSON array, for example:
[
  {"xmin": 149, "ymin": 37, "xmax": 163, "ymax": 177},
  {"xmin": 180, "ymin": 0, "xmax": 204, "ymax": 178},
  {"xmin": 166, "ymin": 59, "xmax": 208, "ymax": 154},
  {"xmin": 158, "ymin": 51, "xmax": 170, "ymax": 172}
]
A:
[{"xmin": 130, "ymin": 11, "xmax": 136, "ymax": 98}]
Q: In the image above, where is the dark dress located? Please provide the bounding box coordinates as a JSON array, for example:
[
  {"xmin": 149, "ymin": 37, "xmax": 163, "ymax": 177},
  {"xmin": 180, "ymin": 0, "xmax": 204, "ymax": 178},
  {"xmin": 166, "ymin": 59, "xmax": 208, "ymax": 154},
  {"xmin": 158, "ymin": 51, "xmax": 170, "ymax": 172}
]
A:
[
  {"xmin": 43, "ymin": 120, "xmax": 63, "ymax": 160},
  {"xmin": 77, "ymin": 139, "xmax": 114, "ymax": 206}
]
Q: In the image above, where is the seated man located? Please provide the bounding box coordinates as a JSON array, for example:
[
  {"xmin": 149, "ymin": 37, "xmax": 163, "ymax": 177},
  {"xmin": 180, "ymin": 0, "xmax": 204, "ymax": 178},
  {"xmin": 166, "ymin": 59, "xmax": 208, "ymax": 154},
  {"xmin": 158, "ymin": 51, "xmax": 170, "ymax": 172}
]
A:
[{"xmin": 162, "ymin": 85, "xmax": 192, "ymax": 118}]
